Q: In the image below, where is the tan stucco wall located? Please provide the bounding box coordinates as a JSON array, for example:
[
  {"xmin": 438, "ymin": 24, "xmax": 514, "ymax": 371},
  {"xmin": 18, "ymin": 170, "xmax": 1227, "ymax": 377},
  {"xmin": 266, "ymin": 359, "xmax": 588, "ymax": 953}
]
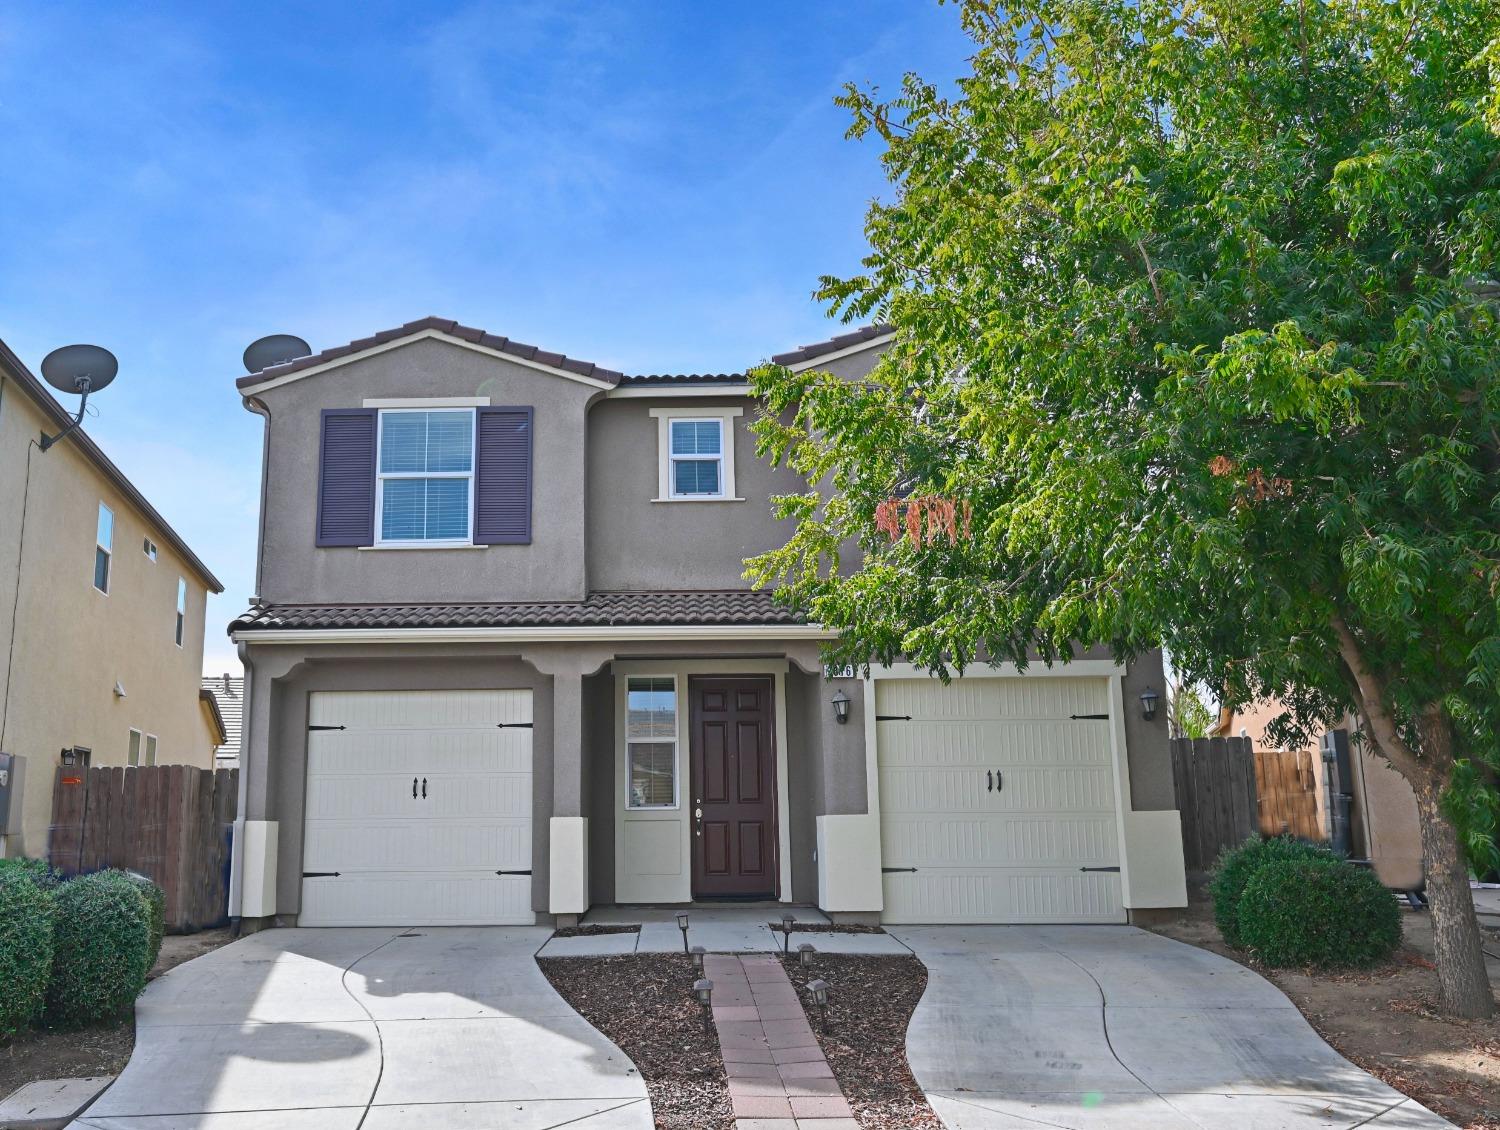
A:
[{"xmin": 0, "ymin": 378, "xmax": 215, "ymax": 858}]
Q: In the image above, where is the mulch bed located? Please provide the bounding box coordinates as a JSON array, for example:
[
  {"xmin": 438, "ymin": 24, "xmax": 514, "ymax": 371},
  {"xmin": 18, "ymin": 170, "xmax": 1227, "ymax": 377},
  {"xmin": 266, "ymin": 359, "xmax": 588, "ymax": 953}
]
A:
[
  {"xmin": 769, "ymin": 922, "xmax": 888, "ymax": 935},
  {"xmin": 776, "ymin": 952, "xmax": 942, "ymax": 1130},
  {"xmin": 551, "ymin": 924, "xmax": 641, "ymax": 938},
  {"xmin": 538, "ymin": 954, "xmax": 732, "ymax": 1130}
]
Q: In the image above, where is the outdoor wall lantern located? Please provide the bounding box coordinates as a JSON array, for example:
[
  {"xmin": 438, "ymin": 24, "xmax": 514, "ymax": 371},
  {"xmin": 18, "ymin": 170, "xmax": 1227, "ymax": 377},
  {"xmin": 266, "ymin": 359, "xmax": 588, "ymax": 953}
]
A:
[
  {"xmin": 676, "ymin": 912, "xmax": 691, "ymax": 955},
  {"xmin": 779, "ymin": 913, "xmax": 796, "ymax": 955},
  {"xmin": 1139, "ymin": 687, "xmax": 1160, "ymax": 722},
  {"xmin": 693, "ymin": 978, "xmax": 714, "ymax": 1033},
  {"xmin": 830, "ymin": 689, "xmax": 851, "ymax": 725},
  {"xmin": 797, "ymin": 942, "xmax": 816, "ymax": 968},
  {"xmin": 808, "ymin": 978, "xmax": 831, "ymax": 1032},
  {"xmin": 60, "ymin": 746, "xmax": 90, "ymax": 767}
]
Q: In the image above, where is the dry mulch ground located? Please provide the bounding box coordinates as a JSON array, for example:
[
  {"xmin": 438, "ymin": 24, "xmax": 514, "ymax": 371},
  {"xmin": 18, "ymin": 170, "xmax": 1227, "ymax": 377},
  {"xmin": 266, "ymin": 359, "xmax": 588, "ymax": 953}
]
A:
[
  {"xmin": 775, "ymin": 952, "xmax": 942, "ymax": 1130},
  {"xmin": 552, "ymin": 924, "xmax": 641, "ymax": 938},
  {"xmin": 1150, "ymin": 897, "xmax": 1500, "ymax": 1130},
  {"xmin": 0, "ymin": 928, "xmax": 232, "ymax": 1101},
  {"xmin": 538, "ymin": 954, "xmax": 732, "ymax": 1130}
]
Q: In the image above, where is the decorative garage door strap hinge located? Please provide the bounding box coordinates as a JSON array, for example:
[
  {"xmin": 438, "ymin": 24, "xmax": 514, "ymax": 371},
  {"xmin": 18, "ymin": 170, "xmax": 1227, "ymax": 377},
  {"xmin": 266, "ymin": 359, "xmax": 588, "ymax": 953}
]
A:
[
  {"xmin": 308, "ymin": 724, "xmax": 347, "ymax": 731},
  {"xmin": 496, "ymin": 722, "xmax": 534, "ymax": 729},
  {"xmin": 875, "ymin": 714, "xmax": 912, "ymax": 721},
  {"xmin": 1069, "ymin": 713, "xmax": 1110, "ymax": 720},
  {"xmin": 882, "ymin": 866, "xmax": 918, "ymax": 873},
  {"xmin": 495, "ymin": 869, "xmax": 532, "ymax": 876},
  {"xmin": 303, "ymin": 871, "xmax": 341, "ymax": 878},
  {"xmin": 1079, "ymin": 866, "xmax": 1122, "ymax": 873}
]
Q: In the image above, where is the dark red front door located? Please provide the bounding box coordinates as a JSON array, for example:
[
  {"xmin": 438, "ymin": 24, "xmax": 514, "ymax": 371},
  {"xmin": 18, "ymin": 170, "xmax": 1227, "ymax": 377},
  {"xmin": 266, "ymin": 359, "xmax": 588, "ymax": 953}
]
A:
[{"xmin": 690, "ymin": 677, "xmax": 778, "ymax": 899}]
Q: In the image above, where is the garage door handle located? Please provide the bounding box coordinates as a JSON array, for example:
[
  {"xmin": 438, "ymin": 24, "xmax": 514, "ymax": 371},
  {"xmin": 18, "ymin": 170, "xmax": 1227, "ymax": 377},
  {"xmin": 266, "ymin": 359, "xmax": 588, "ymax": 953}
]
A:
[
  {"xmin": 412, "ymin": 777, "xmax": 418, "ymax": 799},
  {"xmin": 421, "ymin": 777, "xmax": 427, "ymax": 799},
  {"xmin": 995, "ymin": 769, "xmax": 1003, "ymax": 792},
  {"xmin": 987, "ymin": 770, "xmax": 993, "ymax": 793}
]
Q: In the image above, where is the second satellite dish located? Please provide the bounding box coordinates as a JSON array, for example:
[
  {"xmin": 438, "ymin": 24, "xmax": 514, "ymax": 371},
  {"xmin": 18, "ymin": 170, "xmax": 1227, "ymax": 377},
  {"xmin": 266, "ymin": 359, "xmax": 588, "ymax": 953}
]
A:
[
  {"xmin": 243, "ymin": 334, "xmax": 311, "ymax": 374},
  {"xmin": 40, "ymin": 344, "xmax": 118, "ymax": 394}
]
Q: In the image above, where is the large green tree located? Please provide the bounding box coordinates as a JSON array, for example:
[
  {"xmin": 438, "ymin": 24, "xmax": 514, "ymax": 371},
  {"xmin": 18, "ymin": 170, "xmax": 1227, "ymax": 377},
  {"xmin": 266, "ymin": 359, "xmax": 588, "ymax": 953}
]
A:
[{"xmin": 750, "ymin": 0, "xmax": 1500, "ymax": 1016}]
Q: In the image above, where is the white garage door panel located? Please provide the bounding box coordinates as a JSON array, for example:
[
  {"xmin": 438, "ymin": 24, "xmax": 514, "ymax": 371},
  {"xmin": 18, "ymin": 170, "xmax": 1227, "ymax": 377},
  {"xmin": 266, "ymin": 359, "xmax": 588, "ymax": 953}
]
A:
[
  {"xmin": 877, "ymin": 676, "xmax": 1125, "ymax": 925},
  {"xmin": 301, "ymin": 689, "xmax": 534, "ymax": 927}
]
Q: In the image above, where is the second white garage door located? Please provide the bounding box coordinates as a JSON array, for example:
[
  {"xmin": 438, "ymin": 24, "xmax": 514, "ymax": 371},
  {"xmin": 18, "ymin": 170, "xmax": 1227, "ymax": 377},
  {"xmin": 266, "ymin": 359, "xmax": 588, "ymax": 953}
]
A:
[
  {"xmin": 300, "ymin": 689, "xmax": 534, "ymax": 927},
  {"xmin": 877, "ymin": 676, "xmax": 1126, "ymax": 924}
]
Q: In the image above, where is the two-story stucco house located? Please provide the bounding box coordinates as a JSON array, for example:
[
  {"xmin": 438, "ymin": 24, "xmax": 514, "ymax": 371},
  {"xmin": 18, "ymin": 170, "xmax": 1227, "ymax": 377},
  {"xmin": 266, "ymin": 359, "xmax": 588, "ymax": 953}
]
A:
[
  {"xmin": 227, "ymin": 317, "xmax": 1187, "ymax": 929},
  {"xmin": 0, "ymin": 337, "xmax": 224, "ymax": 859}
]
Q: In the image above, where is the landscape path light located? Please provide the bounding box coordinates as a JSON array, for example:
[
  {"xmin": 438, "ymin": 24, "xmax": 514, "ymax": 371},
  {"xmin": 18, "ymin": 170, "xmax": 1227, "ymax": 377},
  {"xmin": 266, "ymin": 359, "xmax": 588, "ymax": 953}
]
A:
[
  {"xmin": 690, "ymin": 945, "xmax": 706, "ymax": 975},
  {"xmin": 797, "ymin": 942, "xmax": 815, "ymax": 968},
  {"xmin": 693, "ymin": 978, "xmax": 714, "ymax": 1033},
  {"xmin": 807, "ymin": 978, "xmax": 831, "ymax": 1032},
  {"xmin": 779, "ymin": 913, "xmax": 796, "ymax": 954},
  {"xmin": 676, "ymin": 911, "xmax": 690, "ymax": 955}
]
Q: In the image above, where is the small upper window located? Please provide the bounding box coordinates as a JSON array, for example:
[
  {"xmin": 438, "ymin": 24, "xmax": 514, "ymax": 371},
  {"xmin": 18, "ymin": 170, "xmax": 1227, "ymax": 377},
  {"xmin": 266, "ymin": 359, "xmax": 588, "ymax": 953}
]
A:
[
  {"xmin": 143, "ymin": 538, "xmax": 158, "ymax": 562},
  {"xmin": 377, "ymin": 409, "xmax": 475, "ymax": 543},
  {"xmin": 94, "ymin": 503, "xmax": 114, "ymax": 593},
  {"xmin": 174, "ymin": 577, "xmax": 187, "ymax": 646},
  {"xmin": 127, "ymin": 728, "xmax": 141, "ymax": 766},
  {"xmin": 669, "ymin": 419, "xmax": 724, "ymax": 498},
  {"xmin": 144, "ymin": 734, "xmax": 158, "ymax": 766}
]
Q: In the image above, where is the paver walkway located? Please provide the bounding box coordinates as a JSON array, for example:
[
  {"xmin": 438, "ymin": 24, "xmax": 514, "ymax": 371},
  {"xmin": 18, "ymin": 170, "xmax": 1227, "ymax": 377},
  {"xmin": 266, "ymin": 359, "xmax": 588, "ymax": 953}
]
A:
[
  {"xmin": 704, "ymin": 954, "xmax": 858, "ymax": 1130},
  {"xmin": 889, "ymin": 925, "xmax": 1452, "ymax": 1129}
]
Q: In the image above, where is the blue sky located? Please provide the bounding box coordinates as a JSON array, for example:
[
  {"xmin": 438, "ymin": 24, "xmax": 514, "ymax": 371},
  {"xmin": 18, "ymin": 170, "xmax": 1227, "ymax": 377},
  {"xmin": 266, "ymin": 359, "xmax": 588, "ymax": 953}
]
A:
[{"xmin": 0, "ymin": 2, "xmax": 973, "ymax": 672}]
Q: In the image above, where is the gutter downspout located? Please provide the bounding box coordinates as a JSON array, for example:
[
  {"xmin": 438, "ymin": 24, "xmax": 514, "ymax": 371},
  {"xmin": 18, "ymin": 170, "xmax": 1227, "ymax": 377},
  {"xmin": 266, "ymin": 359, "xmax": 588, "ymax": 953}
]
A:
[{"xmin": 228, "ymin": 640, "xmax": 253, "ymax": 931}]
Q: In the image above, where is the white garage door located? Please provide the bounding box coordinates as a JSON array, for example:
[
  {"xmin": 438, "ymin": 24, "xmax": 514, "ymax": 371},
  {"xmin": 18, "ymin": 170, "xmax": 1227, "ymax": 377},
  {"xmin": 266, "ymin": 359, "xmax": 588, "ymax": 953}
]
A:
[
  {"xmin": 877, "ymin": 676, "xmax": 1126, "ymax": 924},
  {"xmin": 300, "ymin": 689, "xmax": 534, "ymax": 927}
]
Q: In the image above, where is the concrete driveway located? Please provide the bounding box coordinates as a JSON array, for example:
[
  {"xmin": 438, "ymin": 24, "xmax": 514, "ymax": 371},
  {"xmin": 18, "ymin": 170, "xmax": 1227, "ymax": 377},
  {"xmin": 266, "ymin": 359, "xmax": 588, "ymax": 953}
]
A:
[
  {"xmin": 889, "ymin": 925, "xmax": 1452, "ymax": 1130},
  {"xmin": 72, "ymin": 927, "xmax": 650, "ymax": 1129}
]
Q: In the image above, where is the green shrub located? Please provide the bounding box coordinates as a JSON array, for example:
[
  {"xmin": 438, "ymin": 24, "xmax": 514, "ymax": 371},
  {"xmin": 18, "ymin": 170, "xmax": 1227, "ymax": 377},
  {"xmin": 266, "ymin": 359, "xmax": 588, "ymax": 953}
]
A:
[
  {"xmin": 119, "ymin": 872, "xmax": 166, "ymax": 969},
  {"xmin": 1238, "ymin": 856, "xmax": 1401, "ymax": 968},
  {"xmin": 46, "ymin": 870, "xmax": 152, "ymax": 1027},
  {"xmin": 0, "ymin": 856, "xmax": 63, "ymax": 890},
  {"xmin": 1210, "ymin": 835, "xmax": 1338, "ymax": 947},
  {"xmin": 0, "ymin": 871, "xmax": 54, "ymax": 1037}
]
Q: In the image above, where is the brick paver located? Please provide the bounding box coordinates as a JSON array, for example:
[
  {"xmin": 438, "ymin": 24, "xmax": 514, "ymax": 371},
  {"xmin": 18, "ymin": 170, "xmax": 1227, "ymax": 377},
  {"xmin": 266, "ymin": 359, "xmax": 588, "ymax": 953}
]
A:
[{"xmin": 704, "ymin": 955, "xmax": 855, "ymax": 1130}]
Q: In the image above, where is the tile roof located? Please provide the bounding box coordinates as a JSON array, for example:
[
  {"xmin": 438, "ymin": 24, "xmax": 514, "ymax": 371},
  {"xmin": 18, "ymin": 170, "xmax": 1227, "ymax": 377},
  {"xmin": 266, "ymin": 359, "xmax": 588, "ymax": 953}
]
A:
[
  {"xmin": 770, "ymin": 324, "xmax": 893, "ymax": 367},
  {"xmin": 229, "ymin": 590, "xmax": 805, "ymax": 632},
  {"xmin": 617, "ymin": 373, "xmax": 747, "ymax": 386},
  {"xmin": 0, "ymin": 338, "xmax": 224, "ymax": 593},
  {"xmin": 236, "ymin": 317, "xmax": 626, "ymax": 389},
  {"xmin": 201, "ymin": 675, "xmax": 243, "ymax": 763}
]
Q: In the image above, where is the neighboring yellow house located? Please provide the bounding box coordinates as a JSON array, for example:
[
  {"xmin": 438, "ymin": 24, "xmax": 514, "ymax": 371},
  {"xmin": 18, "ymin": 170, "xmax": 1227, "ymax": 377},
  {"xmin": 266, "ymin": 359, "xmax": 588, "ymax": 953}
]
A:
[{"xmin": 0, "ymin": 336, "xmax": 224, "ymax": 860}]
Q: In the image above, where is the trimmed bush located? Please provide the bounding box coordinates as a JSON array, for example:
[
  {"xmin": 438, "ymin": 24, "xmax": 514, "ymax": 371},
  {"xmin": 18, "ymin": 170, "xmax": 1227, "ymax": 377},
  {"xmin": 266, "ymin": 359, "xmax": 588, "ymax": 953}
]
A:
[
  {"xmin": 46, "ymin": 870, "xmax": 153, "ymax": 1027},
  {"xmin": 0, "ymin": 856, "xmax": 63, "ymax": 890},
  {"xmin": 0, "ymin": 870, "xmax": 54, "ymax": 1037},
  {"xmin": 1209, "ymin": 835, "xmax": 1338, "ymax": 947},
  {"xmin": 124, "ymin": 872, "xmax": 166, "ymax": 969},
  {"xmin": 1238, "ymin": 856, "xmax": 1401, "ymax": 968}
]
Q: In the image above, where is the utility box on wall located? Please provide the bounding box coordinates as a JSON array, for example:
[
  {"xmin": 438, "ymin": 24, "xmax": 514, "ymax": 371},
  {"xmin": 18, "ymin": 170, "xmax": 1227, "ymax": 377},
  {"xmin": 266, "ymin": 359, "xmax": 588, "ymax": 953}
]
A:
[{"xmin": 0, "ymin": 753, "xmax": 25, "ymax": 835}]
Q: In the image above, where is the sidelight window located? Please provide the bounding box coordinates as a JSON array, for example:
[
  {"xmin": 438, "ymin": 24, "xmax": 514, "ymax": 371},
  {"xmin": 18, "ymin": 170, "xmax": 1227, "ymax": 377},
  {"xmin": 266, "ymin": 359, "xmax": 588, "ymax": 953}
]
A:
[{"xmin": 626, "ymin": 677, "xmax": 677, "ymax": 808}]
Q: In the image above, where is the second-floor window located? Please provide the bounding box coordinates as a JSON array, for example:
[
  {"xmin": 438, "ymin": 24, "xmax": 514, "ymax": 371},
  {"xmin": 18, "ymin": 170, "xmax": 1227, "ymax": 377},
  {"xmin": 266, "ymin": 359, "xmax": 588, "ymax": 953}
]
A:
[
  {"xmin": 94, "ymin": 503, "xmax": 113, "ymax": 593},
  {"xmin": 175, "ymin": 577, "xmax": 187, "ymax": 646},
  {"xmin": 669, "ymin": 419, "xmax": 724, "ymax": 498},
  {"xmin": 376, "ymin": 409, "xmax": 474, "ymax": 544}
]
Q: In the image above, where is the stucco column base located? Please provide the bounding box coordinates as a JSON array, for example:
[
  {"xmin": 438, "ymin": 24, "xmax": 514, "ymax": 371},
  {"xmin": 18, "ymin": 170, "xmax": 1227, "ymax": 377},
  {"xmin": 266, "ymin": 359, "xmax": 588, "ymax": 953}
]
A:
[
  {"xmin": 816, "ymin": 814, "xmax": 883, "ymax": 914},
  {"xmin": 237, "ymin": 820, "xmax": 279, "ymax": 919},
  {"xmin": 549, "ymin": 816, "xmax": 589, "ymax": 916}
]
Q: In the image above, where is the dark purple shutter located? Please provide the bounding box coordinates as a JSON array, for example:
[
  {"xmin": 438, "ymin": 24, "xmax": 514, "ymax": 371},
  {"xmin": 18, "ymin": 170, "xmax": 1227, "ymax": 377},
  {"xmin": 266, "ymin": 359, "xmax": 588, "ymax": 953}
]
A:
[
  {"xmin": 315, "ymin": 409, "xmax": 376, "ymax": 547},
  {"xmin": 474, "ymin": 407, "xmax": 532, "ymax": 545}
]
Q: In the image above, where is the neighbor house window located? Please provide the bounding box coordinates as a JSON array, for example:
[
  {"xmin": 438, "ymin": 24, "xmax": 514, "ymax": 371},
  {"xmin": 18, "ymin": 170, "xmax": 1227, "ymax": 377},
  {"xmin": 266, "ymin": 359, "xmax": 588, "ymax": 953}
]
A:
[
  {"xmin": 94, "ymin": 503, "xmax": 113, "ymax": 592},
  {"xmin": 127, "ymin": 728, "xmax": 141, "ymax": 766},
  {"xmin": 144, "ymin": 734, "xmax": 158, "ymax": 766},
  {"xmin": 143, "ymin": 538, "xmax": 157, "ymax": 562},
  {"xmin": 376, "ymin": 409, "xmax": 475, "ymax": 543},
  {"xmin": 174, "ymin": 577, "xmax": 186, "ymax": 646},
  {"xmin": 649, "ymin": 406, "xmax": 743, "ymax": 502},
  {"xmin": 626, "ymin": 677, "xmax": 677, "ymax": 808}
]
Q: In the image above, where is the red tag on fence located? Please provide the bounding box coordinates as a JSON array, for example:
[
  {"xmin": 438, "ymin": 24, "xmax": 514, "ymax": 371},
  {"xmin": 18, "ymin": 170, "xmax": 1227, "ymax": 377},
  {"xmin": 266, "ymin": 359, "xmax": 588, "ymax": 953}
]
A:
[{"xmin": 61, "ymin": 776, "xmax": 82, "ymax": 786}]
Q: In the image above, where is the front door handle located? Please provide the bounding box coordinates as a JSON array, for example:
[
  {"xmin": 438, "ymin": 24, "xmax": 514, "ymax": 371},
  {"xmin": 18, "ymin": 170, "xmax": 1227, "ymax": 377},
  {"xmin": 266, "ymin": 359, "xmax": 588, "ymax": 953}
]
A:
[
  {"xmin": 421, "ymin": 777, "xmax": 427, "ymax": 800},
  {"xmin": 412, "ymin": 777, "xmax": 418, "ymax": 799},
  {"xmin": 694, "ymin": 805, "xmax": 703, "ymax": 837}
]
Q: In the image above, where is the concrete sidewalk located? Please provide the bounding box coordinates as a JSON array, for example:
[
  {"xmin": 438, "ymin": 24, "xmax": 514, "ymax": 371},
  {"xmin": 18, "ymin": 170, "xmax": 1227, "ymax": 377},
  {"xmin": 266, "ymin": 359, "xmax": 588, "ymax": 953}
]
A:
[
  {"xmin": 71, "ymin": 927, "xmax": 650, "ymax": 1129},
  {"xmin": 538, "ymin": 906, "xmax": 910, "ymax": 957},
  {"xmin": 890, "ymin": 925, "xmax": 1452, "ymax": 1130}
]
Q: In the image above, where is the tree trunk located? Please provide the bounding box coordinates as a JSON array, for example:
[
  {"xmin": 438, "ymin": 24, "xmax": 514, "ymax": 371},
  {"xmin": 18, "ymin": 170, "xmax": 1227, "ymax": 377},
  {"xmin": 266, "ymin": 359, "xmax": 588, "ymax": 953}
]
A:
[{"xmin": 1410, "ymin": 709, "xmax": 1495, "ymax": 1019}]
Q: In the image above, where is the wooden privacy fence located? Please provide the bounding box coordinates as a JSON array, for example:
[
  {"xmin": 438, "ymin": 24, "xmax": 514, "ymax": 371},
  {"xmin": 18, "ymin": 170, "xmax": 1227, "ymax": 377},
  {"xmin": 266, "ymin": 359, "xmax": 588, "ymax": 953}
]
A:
[
  {"xmin": 1171, "ymin": 736, "xmax": 1325, "ymax": 871},
  {"xmin": 48, "ymin": 764, "xmax": 237, "ymax": 933}
]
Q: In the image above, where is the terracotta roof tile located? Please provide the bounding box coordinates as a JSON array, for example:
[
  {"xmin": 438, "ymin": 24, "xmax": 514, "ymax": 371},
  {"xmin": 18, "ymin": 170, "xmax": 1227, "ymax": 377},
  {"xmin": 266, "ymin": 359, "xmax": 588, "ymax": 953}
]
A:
[
  {"xmin": 618, "ymin": 372, "xmax": 747, "ymax": 386},
  {"xmin": 235, "ymin": 316, "xmax": 626, "ymax": 389},
  {"xmin": 770, "ymin": 324, "xmax": 892, "ymax": 367},
  {"xmin": 229, "ymin": 589, "xmax": 805, "ymax": 632}
]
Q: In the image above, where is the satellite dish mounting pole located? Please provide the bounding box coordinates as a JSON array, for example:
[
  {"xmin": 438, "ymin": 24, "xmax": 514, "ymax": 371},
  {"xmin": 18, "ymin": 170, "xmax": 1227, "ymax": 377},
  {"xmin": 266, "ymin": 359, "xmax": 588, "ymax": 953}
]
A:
[{"xmin": 39, "ymin": 376, "xmax": 94, "ymax": 451}]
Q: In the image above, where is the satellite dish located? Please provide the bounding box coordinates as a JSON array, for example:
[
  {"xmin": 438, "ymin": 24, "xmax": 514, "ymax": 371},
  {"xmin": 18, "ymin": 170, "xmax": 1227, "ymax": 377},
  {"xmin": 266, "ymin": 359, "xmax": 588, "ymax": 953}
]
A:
[
  {"xmin": 243, "ymin": 334, "xmax": 311, "ymax": 374},
  {"xmin": 40, "ymin": 344, "xmax": 118, "ymax": 394}
]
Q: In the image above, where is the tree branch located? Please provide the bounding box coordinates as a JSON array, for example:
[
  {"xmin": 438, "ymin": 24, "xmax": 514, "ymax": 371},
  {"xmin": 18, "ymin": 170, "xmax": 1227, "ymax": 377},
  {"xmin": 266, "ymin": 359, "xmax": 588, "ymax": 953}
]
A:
[{"xmin": 1329, "ymin": 609, "xmax": 1431, "ymax": 784}]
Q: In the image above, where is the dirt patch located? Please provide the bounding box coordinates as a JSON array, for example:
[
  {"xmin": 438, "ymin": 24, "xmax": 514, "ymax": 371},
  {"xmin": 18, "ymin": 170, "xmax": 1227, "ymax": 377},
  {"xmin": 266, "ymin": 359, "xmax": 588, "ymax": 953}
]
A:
[
  {"xmin": 551, "ymin": 924, "xmax": 641, "ymax": 938},
  {"xmin": 538, "ymin": 953, "xmax": 731, "ymax": 1130},
  {"xmin": 769, "ymin": 922, "xmax": 888, "ymax": 935},
  {"xmin": 1151, "ymin": 897, "xmax": 1500, "ymax": 1129},
  {"xmin": 0, "ymin": 927, "xmax": 233, "ymax": 1101},
  {"xmin": 776, "ymin": 952, "xmax": 942, "ymax": 1130}
]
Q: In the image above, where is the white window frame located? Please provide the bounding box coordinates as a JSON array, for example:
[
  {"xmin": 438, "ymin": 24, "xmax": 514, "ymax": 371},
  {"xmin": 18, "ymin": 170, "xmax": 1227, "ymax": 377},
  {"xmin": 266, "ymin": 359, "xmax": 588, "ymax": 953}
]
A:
[
  {"xmin": 143, "ymin": 538, "xmax": 158, "ymax": 562},
  {"xmin": 94, "ymin": 502, "xmax": 113, "ymax": 594},
  {"xmin": 127, "ymin": 728, "xmax": 142, "ymax": 767},
  {"xmin": 144, "ymin": 733, "xmax": 158, "ymax": 766},
  {"xmin": 374, "ymin": 407, "xmax": 478, "ymax": 547},
  {"xmin": 175, "ymin": 577, "xmax": 187, "ymax": 647},
  {"xmin": 624, "ymin": 675, "xmax": 680, "ymax": 810},
  {"xmin": 649, "ymin": 406, "xmax": 743, "ymax": 502}
]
